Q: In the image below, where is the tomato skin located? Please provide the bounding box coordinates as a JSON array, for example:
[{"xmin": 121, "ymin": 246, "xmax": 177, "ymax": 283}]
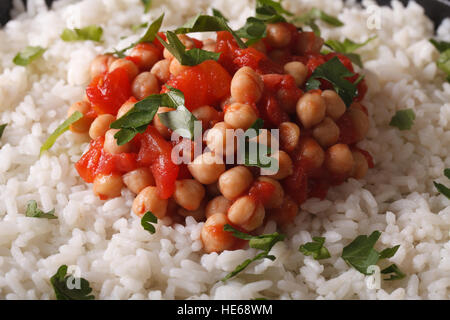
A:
[
  {"xmin": 282, "ymin": 161, "xmax": 308, "ymax": 205},
  {"xmin": 248, "ymin": 181, "xmax": 276, "ymax": 205},
  {"xmin": 86, "ymin": 68, "xmax": 131, "ymax": 115},
  {"xmin": 137, "ymin": 126, "xmax": 179, "ymax": 199}
]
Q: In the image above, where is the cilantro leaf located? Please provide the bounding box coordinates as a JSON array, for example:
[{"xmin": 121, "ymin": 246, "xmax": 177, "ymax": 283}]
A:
[
  {"xmin": 158, "ymin": 105, "xmax": 197, "ymax": 140},
  {"xmin": 60, "ymin": 25, "xmax": 103, "ymax": 42},
  {"xmin": 141, "ymin": 0, "xmax": 152, "ymax": 13},
  {"xmin": 0, "ymin": 124, "xmax": 7, "ymax": 139},
  {"xmin": 379, "ymin": 245, "xmax": 400, "ymax": 259},
  {"xmin": 381, "ymin": 264, "xmax": 406, "ymax": 281},
  {"xmin": 40, "ymin": 111, "xmax": 83, "ymax": 156},
  {"xmin": 342, "ymin": 231, "xmax": 381, "ymax": 275},
  {"xmin": 13, "ymin": 46, "xmax": 46, "ymax": 66},
  {"xmin": 325, "ymin": 37, "xmax": 376, "ymax": 68},
  {"xmin": 430, "ymin": 39, "xmax": 450, "ymax": 53},
  {"xmin": 235, "ymin": 18, "xmax": 267, "ymax": 46},
  {"xmin": 50, "ymin": 265, "xmax": 95, "ymax": 300},
  {"xmin": 25, "ymin": 200, "xmax": 57, "ymax": 219},
  {"xmin": 299, "ymin": 237, "xmax": 331, "ymax": 260},
  {"xmin": 305, "ymin": 56, "xmax": 357, "ymax": 107},
  {"xmin": 156, "ymin": 31, "xmax": 221, "ymax": 66},
  {"xmin": 434, "ymin": 182, "xmax": 450, "ymax": 200},
  {"xmin": 389, "ymin": 109, "xmax": 416, "ymax": 131},
  {"xmin": 141, "ymin": 211, "xmax": 157, "ymax": 234}
]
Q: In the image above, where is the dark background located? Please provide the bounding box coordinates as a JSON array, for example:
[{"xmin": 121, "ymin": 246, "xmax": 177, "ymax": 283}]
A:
[{"xmin": 0, "ymin": 0, "xmax": 449, "ymax": 26}]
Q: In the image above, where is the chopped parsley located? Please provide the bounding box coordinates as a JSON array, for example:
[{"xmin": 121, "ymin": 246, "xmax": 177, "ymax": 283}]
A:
[
  {"xmin": 381, "ymin": 264, "xmax": 406, "ymax": 281},
  {"xmin": 324, "ymin": 36, "xmax": 376, "ymax": 68},
  {"xmin": 299, "ymin": 237, "xmax": 331, "ymax": 260},
  {"xmin": 0, "ymin": 124, "xmax": 7, "ymax": 139},
  {"xmin": 389, "ymin": 109, "xmax": 416, "ymax": 131},
  {"xmin": 141, "ymin": 0, "xmax": 152, "ymax": 13},
  {"xmin": 50, "ymin": 265, "xmax": 95, "ymax": 300},
  {"xmin": 13, "ymin": 46, "xmax": 46, "ymax": 66},
  {"xmin": 433, "ymin": 168, "xmax": 450, "ymax": 200},
  {"xmin": 60, "ymin": 25, "xmax": 103, "ymax": 42},
  {"xmin": 293, "ymin": 8, "xmax": 343, "ymax": 36},
  {"xmin": 25, "ymin": 200, "xmax": 57, "ymax": 219},
  {"xmin": 141, "ymin": 211, "xmax": 158, "ymax": 234},
  {"xmin": 157, "ymin": 105, "xmax": 198, "ymax": 140},
  {"xmin": 430, "ymin": 39, "xmax": 450, "ymax": 82}
]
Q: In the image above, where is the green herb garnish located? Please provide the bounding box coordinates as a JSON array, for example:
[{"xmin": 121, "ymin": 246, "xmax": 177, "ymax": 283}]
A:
[
  {"xmin": 430, "ymin": 39, "xmax": 450, "ymax": 82},
  {"xmin": 0, "ymin": 124, "xmax": 7, "ymax": 139},
  {"xmin": 40, "ymin": 111, "xmax": 83, "ymax": 156},
  {"xmin": 158, "ymin": 105, "xmax": 198, "ymax": 140},
  {"xmin": 325, "ymin": 37, "xmax": 376, "ymax": 68},
  {"xmin": 50, "ymin": 265, "xmax": 95, "ymax": 300},
  {"xmin": 141, "ymin": 211, "xmax": 158, "ymax": 234},
  {"xmin": 212, "ymin": 8, "xmax": 229, "ymax": 22},
  {"xmin": 381, "ymin": 264, "xmax": 406, "ymax": 281},
  {"xmin": 13, "ymin": 46, "xmax": 46, "ymax": 66},
  {"xmin": 299, "ymin": 237, "xmax": 331, "ymax": 260},
  {"xmin": 141, "ymin": 0, "xmax": 152, "ymax": 13},
  {"xmin": 389, "ymin": 109, "xmax": 416, "ymax": 131},
  {"xmin": 25, "ymin": 200, "xmax": 57, "ymax": 219},
  {"xmin": 293, "ymin": 8, "xmax": 343, "ymax": 36},
  {"xmin": 433, "ymin": 168, "xmax": 450, "ymax": 200},
  {"xmin": 221, "ymin": 224, "xmax": 285, "ymax": 281},
  {"xmin": 60, "ymin": 25, "xmax": 103, "ymax": 42}
]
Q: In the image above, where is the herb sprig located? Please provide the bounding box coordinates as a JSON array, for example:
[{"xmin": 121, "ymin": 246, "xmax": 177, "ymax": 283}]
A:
[
  {"xmin": 389, "ymin": 109, "xmax": 416, "ymax": 131},
  {"xmin": 324, "ymin": 37, "xmax": 376, "ymax": 68},
  {"xmin": 0, "ymin": 124, "xmax": 7, "ymax": 140},
  {"xmin": 293, "ymin": 8, "xmax": 343, "ymax": 36},
  {"xmin": 433, "ymin": 168, "xmax": 450, "ymax": 200},
  {"xmin": 430, "ymin": 39, "xmax": 450, "ymax": 82},
  {"xmin": 50, "ymin": 265, "xmax": 95, "ymax": 300},
  {"xmin": 13, "ymin": 46, "xmax": 46, "ymax": 66},
  {"xmin": 25, "ymin": 200, "xmax": 57, "ymax": 219},
  {"xmin": 299, "ymin": 237, "xmax": 331, "ymax": 260},
  {"xmin": 141, "ymin": 211, "xmax": 158, "ymax": 234},
  {"xmin": 60, "ymin": 25, "xmax": 103, "ymax": 42}
]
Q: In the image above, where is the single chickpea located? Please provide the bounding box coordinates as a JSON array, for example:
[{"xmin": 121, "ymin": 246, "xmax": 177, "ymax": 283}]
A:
[
  {"xmin": 227, "ymin": 196, "xmax": 265, "ymax": 231},
  {"xmin": 321, "ymin": 90, "xmax": 346, "ymax": 121},
  {"xmin": 325, "ymin": 143, "xmax": 354, "ymax": 176},
  {"xmin": 205, "ymin": 196, "xmax": 232, "ymax": 219},
  {"xmin": 298, "ymin": 137, "xmax": 325, "ymax": 170},
  {"xmin": 230, "ymin": 67, "xmax": 264, "ymax": 104},
  {"xmin": 68, "ymin": 101, "xmax": 93, "ymax": 133},
  {"xmin": 109, "ymin": 58, "xmax": 139, "ymax": 81},
  {"xmin": 256, "ymin": 177, "xmax": 284, "ymax": 209},
  {"xmin": 312, "ymin": 117, "xmax": 340, "ymax": 148},
  {"xmin": 266, "ymin": 23, "xmax": 292, "ymax": 48},
  {"xmin": 350, "ymin": 150, "xmax": 369, "ymax": 179},
  {"xmin": 90, "ymin": 54, "xmax": 117, "ymax": 79},
  {"xmin": 206, "ymin": 121, "xmax": 236, "ymax": 156},
  {"xmin": 169, "ymin": 58, "xmax": 190, "ymax": 76},
  {"xmin": 296, "ymin": 32, "xmax": 324, "ymax": 55},
  {"xmin": 192, "ymin": 105, "xmax": 221, "ymax": 129},
  {"xmin": 153, "ymin": 107, "xmax": 176, "ymax": 139},
  {"xmin": 122, "ymin": 167, "xmax": 155, "ymax": 194},
  {"xmin": 132, "ymin": 186, "xmax": 168, "ymax": 219},
  {"xmin": 296, "ymin": 92, "xmax": 327, "ymax": 129},
  {"xmin": 93, "ymin": 174, "xmax": 123, "ymax": 199},
  {"xmin": 224, "ymin": 103, "xmax": 258, "ymax": 130},
  {"xmin": 129, "ymin": 43, "xmax": 160, "ymax": 70},
  {"xmin": 262, "ymin": 150, "xmax": 293, "ymax": 180},
  {"xmin": 279, "ymin": 122, "xmax": 300, "ymax": 152},
  {"xmin": 131, "ymin": 72, "xmax": 159, "ymax": 100},
  {"xmin": 347, "ymin": 107, "xmax": 369, "ymax": 142},
  {"xmin": 218, "ymin": 166, "xmax": 254, "ymax": 200},
  {"xmin": 284, "ymin": 61, "xmax": 308, "ymax": 87},
  {"xmin": 150, "ymin": 59, "xmax": 171, "ymax": 83},
  {"xmin": 173, "ymin": 179, "xmax": 206, "ymax": 211},
  {"xmin": 89, "ymin": 114, "xmax": 115, "ymax": 140},
  {"xmin": 177, "ymin": 201, "xmax": 206, "ymax": 222},
  {"xmin": 188, "ymin": 152, "xmax": 226, "ymax": 185},
  {"xmin": 201, "ymin": 213, "xmax": 236, "ymax": 253},
  {"xmin": 104, "ymin": 129, "xmax": 131, "ymax": 154}
]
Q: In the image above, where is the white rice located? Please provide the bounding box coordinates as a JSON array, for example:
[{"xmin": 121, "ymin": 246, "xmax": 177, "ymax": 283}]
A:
[{"xmin": 0, "ymin": 0, "xmax": 449, "ymax": 300}]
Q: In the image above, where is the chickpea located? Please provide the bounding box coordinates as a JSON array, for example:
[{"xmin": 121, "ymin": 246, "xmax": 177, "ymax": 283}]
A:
[
  {"xmin": 296, "ymin": 92, "xmax": 326, "ymax": 129},
  {"xmin": 206, "ymin": 121, "xmax": 236, "ymax": 156},
  {"xmin": 68, "ymin": 101, "xmax": 93, "ymax": 133},
  {"xmin": 90, "ymin": 54, "xmax": 116, "ymax": 79},
  {"xmin": 177, "ymin": 201, "xmax": 206, "ymax": 222},
  {"xmin": 325, "ymin": 143, "xmax": 354, "ymax": 176},
  {"xmin": 129, "ymin": 43, "xmax": 160, "ymax": 70},
  {"xmin": 267, "ymin": 196, "xmax": 298, "ymax": 226},
  {"xmin": 150, "ymin": 59, "xmax": 171, "ymax": 83},
  {"xmin": 296, "ymin": 32, "xmax": 324, "ymax": 55},
  {"xmin": 347, "ymin": 107, "xmax": 369, "ymax": 142},
  {"xmin": 262, "ymin": 150, "xmax": 293, "ymax": 180},
  {"xmin": 351, "ymin": 150, "xmax": 369, "ymax": 179},
  {"xmin": 173, "ymin": 179, "xmax": 206, "ymax": 211},
  {"xmin": 284, "ymin": 61, "xmax": 308, "ymax": 87},
  {"xmin": 298, "ymin": 137, "xmax": 325, "ymax": 170},
  {"xmin": 188, "ymin": 152, "xmax": 226, "ymax": 185},
  {"xmin": 202, "ymin": 38, "xmax": 216, "ymax": 52},
  {"xmin": 256, "ymin": 177, "xmax": 284, "ymax": 209},
  {"xmin": 192, "ymin": 105, "xmax": 221, "ymax": 129},
  {"xmin": 279, "ymin": 122, "xmax": 300, "ymax": 152},
  {"xmin": 109, "ymin": 58, "xmax": 139, "ymax": 81},
  {"xmin": 169, "ymin": 58, "xmax": 190, "ymax": 76},
  {"xmin": 153, "ymin": 107, "xmax": 176, "ymax": 139},
  {"xmin": 224, "ymin": 103, "xmax": 258, "ymax": 130},
  {"xmin": 117, "ymin": 99, "xmax": 135, "ymax": 119},
  {"xmin": 266, "ymin": 23, "xmax": 292, "ymax": 48},
  {"xmin": 277, "ymin": 87, "xmax": 298, "ymax": 114},
  {"xmin": 205, "ymin": 196, "xmax": 232, "ymax": 219},
  {"xmin": 201, "ymin": 213, "xmax": 236, "ymax": 253},
  {"xmin": 230, "ymin": 67, "xmax": 264, "ymax": 104},
  {"xmin": 312, "ymin": 117, "xmax": 340, "ymax": 148},
  {"xmin": 227, "ymin": 196, "xmax": 265, "ymax": 231},
  {"xmin": 218, "ymin": 166, "xmax": 254, "ymax": 200},
  {"xmin": 104, "ymin": 129, "xmax": 131, "ymax": 154},
  {"xmin": 131, "ymin": 72, "xmax": 159, "ymax": 100},
  {"xmin": 89, "ymin": 114, "xmax": 115, "ymax": 140},
  {"xmin": 93, "ymin": 174, "xmax": 123, "ymax": 199},
  {"xmin": 122, "ymin": 167, "xmax": 155, "ymax": 194},
  {"xmin": 220, "ymin": 95, "xmax": 234, "ymax": 111},
  {"xmin": 321, "ymin": 90, "xmax": 346, "ymax": 121},
  {"xmin": 132, "ymin": 186, "xmax": 168, "ymax": 218}
]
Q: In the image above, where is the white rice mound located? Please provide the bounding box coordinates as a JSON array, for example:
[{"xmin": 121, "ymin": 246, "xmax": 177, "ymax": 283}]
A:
[{"xmin": 0, "ymin": 0, "xmax": 449, "ymax": 300}]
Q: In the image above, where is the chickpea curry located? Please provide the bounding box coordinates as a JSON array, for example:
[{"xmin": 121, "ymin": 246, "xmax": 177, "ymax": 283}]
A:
[{"xmin": 66, "ymin": 5, "xmax": 374, "ymax": 255}]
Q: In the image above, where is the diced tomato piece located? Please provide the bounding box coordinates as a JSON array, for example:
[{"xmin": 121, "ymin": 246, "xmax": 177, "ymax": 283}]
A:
[
  {"xmin": 113, "ymin": 153, "xmax": 138, "ymax": 173},
  {"xmin": 249, "ymin": 180, "xmax": 276, "ymax": 205},
  {"xmin": 282, "ymin": 161, "xmax": 308, "ymax": 205},
  {"xmin": 192, "ymin": 38, "xmax": 204, "ymax": 49},
  {"xmin": 336, "ymin": 113, "xmax": 358, "ymax": 145},
  {"xmin": 86, "ymin": 68, "xmax": 131, "ymax": 115},
  {"xmin": 137, "ymin": 126, "xmax": 179, "ymax": 199},
  {"xmin": 308, "ymin": 179, "xmax": 330, "ymax": 200}
]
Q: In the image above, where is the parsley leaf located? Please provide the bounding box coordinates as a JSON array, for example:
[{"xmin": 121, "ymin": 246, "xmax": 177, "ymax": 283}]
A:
[
  {"xmin": 212, "ymin": 8, "xmax": 229, "ymax": 22},
  {"xmin": 60, "ymin": 25, "xmax": 103, "ymax": 42},
  {"xmin": 158, "ymin": 105, "xmax": 198, "ymax": 140},
  {"xmin": 379, "ymin": 245, "xmax": 400, "ymax": 259},
  {"xmin": 25, "ymin": 200, "xmax": 57, "ymax": 219},
  {"xmin": 235, "ymin": 18, "xmax": 267, "ymax": 46},
  {"xmin": 0, "ymin": 124, "xmax": 7, "ymax": 139},
  {"xmin": 221, "ymin": 224, "xmax": 285, "ymax": 281},
  {"xmin": 13, "ymin": 46, "xmax": 46, "ymax": 66},
  {"xmin": 156, "ymin": 31, "xmax": 221, "ymax": 66},
  {"xmin": 50, "ymin": 265, "xmax": 95, "ymax": 300},
  {"xmin": 430, "ymin": 40, "xmax": 450, "ymax": 82},
  {"xmin": 293, "ymin": 8, "xmax": 343, "ymax": 36},
  {"xmin": 237, "ymin": 119, "xmax": 274, "ymax": 169},
  {"xmin": 131, "ymin": 22, "xmax": 149, "ymax": 32},
  {"xmin": 389, "ymin": 109, "xmax": 416, "ymax": 131},
  {"xmin": 305, "ymin": 56, "xmax": 357, "ymax": 107},
  {"xmin": 299, "ymin": 237, "xmax": 331, "ymax": 260},
  {"xmin": 141, "ymin": 0, "xmax": 152, "ymax": 13},
  {"xmin": 430, "ymin": 39, "xmax": 450, "ymax": 53},
  {"xmin": 381, "ymin": 264, "xmax": 406, "ymax": 281},
  {"xmin": 434, "ymin": 169, "xmax": 450, "ymax": 200},
  {"xmin": 445, "ymin": 168, "xmax": 450, "ymax": 180},
  {"xmin": 325, "ymin": 37, "xmax": 376, "ymax": 68},
  {"xmin": 141, "ymin": 211, "xmax": 157, "ymax": 234},
  {"xmin": 40, "ymin": 111, "xmax": 83, "ymax": 156},
  {"xmin": 256, "ymin": 0, "xmax": 293, "ymax": 17}
]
